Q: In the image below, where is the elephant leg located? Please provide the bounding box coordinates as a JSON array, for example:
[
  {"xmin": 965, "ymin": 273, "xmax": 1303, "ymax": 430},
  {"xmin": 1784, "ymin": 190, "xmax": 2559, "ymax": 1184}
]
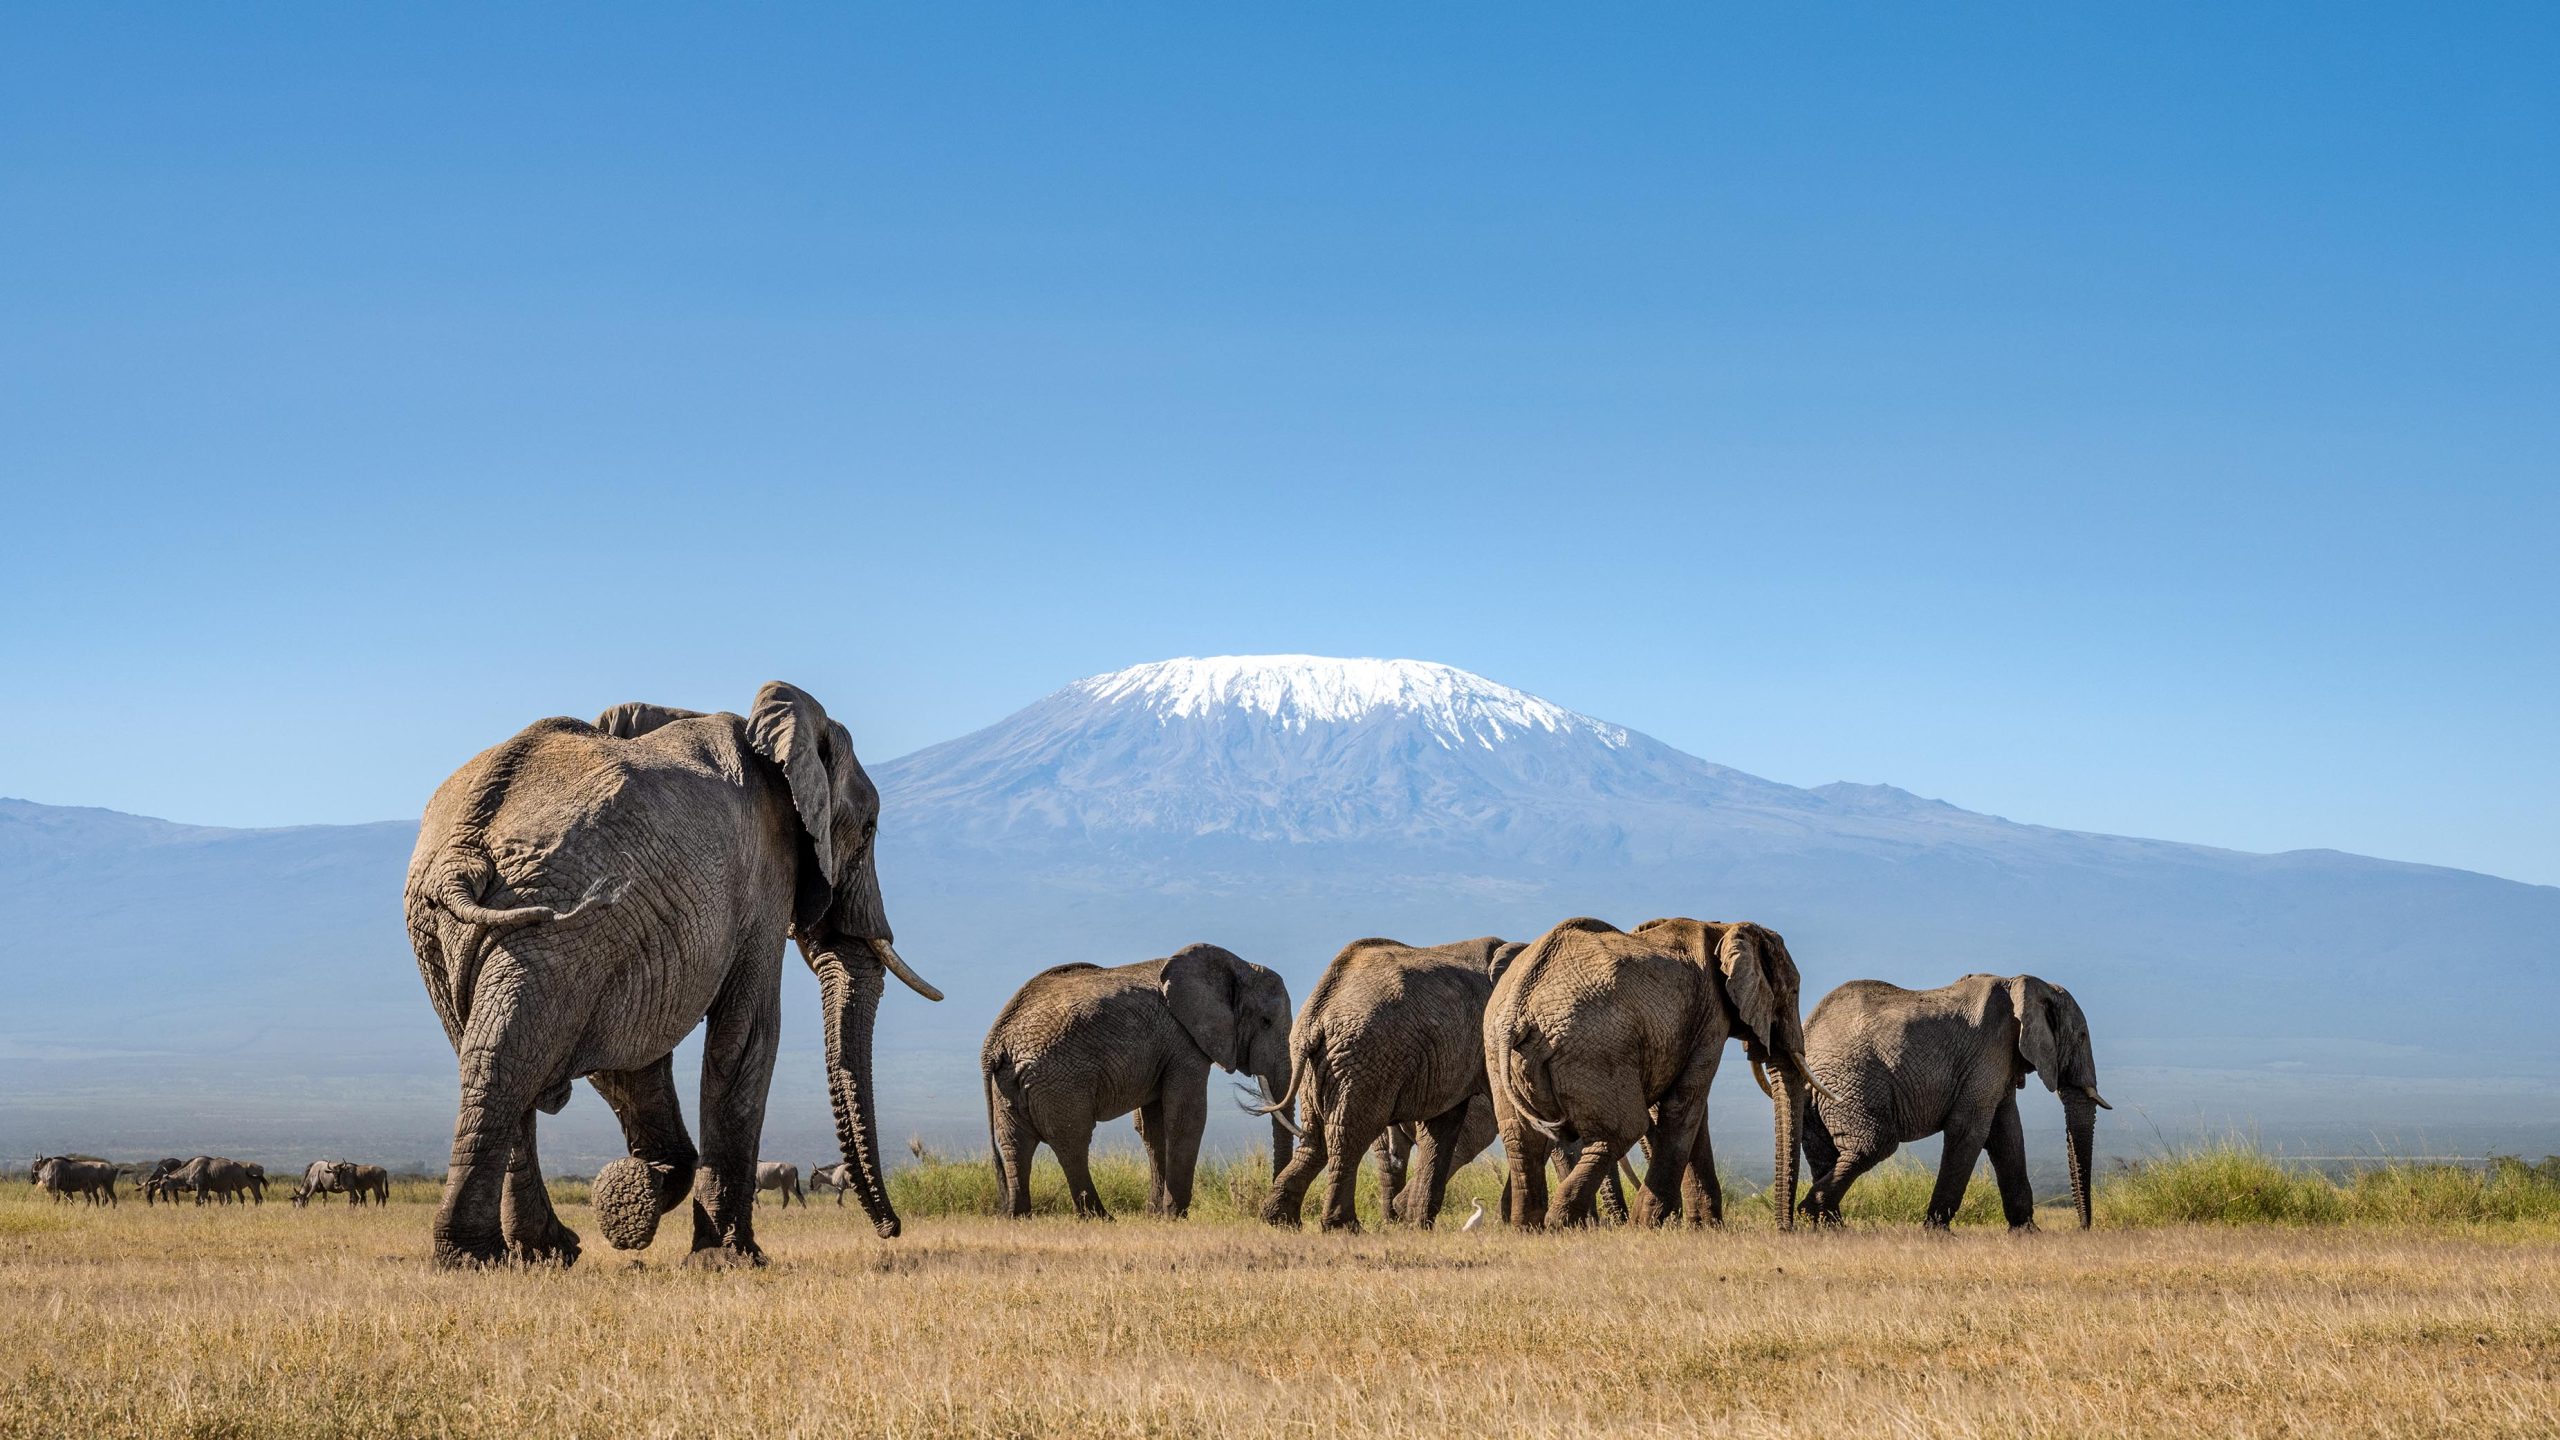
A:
[
  {"xmin": 1050, "ymin": 1125, "xmax": 1109, "ymax": 1220},
  {"xmin": 1926, "ymin": 1114, "xmax": 1993, "ymax": 1229},
  {"xmin": 1412, "ymin": 1105, "xmax": 1473, "ymax": 1228},
  {"xmin": 1156, "ymin": 1076, "xmax": 1207, "ymax": 1219},
  {"xmin": 1549, "ymin": 1136, "xmax": 1630, "ymax": 1228},
  {"xmin": 499, "ymin": 1111, "xmax": 579, "ymax": 1265},
  {"xmin": 1260, "ymin": 1111, "xmax": 1328, "ymax": 1227},
  {"xmin": 590, "ymin": 1054, "xmax": 700, "ymax": 1219},
  {"xmin": 1132, "ymin": 1098, "xmax": 1165, "ymax": 1214},
  {"xmin": 988, "ymin": 1095, "xmax": 1038, "ymax": 1219},
  {"xmin": 688, "ymin": 962, "xmax": 782, "ymax": 1266},
  {"xmin": 1985, "ymin": 1093, "xmax": 2038, "ymax": 1231},
  {"xmin": 1505, "ymin": 1132, "xmax": 1552, "ymax": 1231},
  {"xmin": 433, "ymin": 971, "xmax": 573, "ymax": 1269},
  {"xmin": 1373, "ymin": 1129, "xmax": 1408, "ymax": 1222},
  {"xmin": 1680, "ymin": 1120, "xmax": 1725, "ymax": 1228},
  {"xmin": 1320, "ymin": 1111, "xmax": 1385, "ymax": 1234}
]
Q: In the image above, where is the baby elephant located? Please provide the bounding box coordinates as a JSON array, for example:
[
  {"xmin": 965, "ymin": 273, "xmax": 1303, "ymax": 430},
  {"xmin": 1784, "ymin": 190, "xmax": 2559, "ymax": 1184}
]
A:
[
  {"xmin": 983, "ymin": 943, "xmax": 1293, "ymax": 1219},
  {"xmin": 1799, "ymin": 973, "xmax": 2110, "ymax": 1230}
]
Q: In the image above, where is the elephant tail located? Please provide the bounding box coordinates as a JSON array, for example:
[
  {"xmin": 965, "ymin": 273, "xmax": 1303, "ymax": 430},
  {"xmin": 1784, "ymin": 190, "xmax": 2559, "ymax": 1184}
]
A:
[
  {"xmin": 1241, "ymin": 1034, "xmax": 1316, "ymax": 1130},
  {"xmin": 422, "ymin": 848, "xmax": 626, "ymax": 1023},
  {"xmin": 1498, "ymin": 1023, "xmax": 1568, "ymax": 1142}
]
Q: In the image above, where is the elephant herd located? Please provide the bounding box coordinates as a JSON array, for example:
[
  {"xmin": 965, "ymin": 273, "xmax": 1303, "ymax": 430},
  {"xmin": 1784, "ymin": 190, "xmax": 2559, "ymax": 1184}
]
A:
[
  {"xmin": 985, "ymin": 918, "xmax": 2108, "ymax": 1234},
  {"xmin": 385, "ymin": 682, "xmax": 2104, "ymax": 1269}
]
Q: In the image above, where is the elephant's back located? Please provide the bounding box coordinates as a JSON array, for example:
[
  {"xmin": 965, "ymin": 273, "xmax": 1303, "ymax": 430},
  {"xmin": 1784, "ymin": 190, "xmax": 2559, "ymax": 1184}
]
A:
[{"xmin": 983, "ymin": 960, "xmax": 1160, "ymax": 1057}]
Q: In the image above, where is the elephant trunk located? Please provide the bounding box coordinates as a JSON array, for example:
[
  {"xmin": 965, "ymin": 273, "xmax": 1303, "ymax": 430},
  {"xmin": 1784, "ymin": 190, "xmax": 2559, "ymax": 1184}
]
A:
[
  {"xmin": 1770, "ymin": 1061, "xmax": 1804, "ymax": 1234},
  {"xmin": 2062, "ymin": 1092, "xmax": 2098, "ymax": 1229},
  {"xmin": 814, "ymin": 942, "xmax": 901, "ymax": 1238}
]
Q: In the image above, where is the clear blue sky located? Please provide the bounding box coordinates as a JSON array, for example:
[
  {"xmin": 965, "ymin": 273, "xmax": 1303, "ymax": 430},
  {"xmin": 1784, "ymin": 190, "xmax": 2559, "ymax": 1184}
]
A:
[{"xmin": 3, "ymin": 5, "xmax": 2554, "ymax": 883}]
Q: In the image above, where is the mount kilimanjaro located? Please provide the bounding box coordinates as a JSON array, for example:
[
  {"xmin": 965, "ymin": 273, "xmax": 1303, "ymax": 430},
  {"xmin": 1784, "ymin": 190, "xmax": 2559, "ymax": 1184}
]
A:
[{"xmin": 4, "ymin": 654, "xmax": 2555, "ymax": 1163}]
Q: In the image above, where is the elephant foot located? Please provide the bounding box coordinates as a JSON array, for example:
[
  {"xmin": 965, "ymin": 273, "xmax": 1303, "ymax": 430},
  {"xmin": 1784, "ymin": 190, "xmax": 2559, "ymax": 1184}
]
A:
[
  {"xmin": 684, "ymin": 1244, "xmax": 767, "ymax": 1270},
  {"xmin": 592, "ymin": 1159, "xmax": 665, "ymax": 1251},
  {"xmin": 506, "ymin": 1220, "xmax": 582, "ymax": 1268},
  {"xmin": 432, "ymin": 1237, "xmax": 511, "ymax": 1271},
  {"xmin": 1318, "ymin": 1218, "xmax": 1364, "ymax": 1236},
  {"xmin": 2008, "ymin": 1220, "xmax": 2042, "ymax": 1236}
]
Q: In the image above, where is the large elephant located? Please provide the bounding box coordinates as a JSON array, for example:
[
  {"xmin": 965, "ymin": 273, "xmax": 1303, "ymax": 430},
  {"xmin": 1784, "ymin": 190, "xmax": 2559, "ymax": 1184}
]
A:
[
  {"xmin": 983, "ymin": 944, "xmax": 1293, "ymax": 1219},
  {"xmin": 404, "ymin": 682, "xmax": 940, "ymax": 1269},
  {"xmin": 1485, "ymin": 917, "xmax": 1822, "ymax": 1230},
  {"xmin": 1799, "ymin": 973, "xmax": 2110, "ymax": 1230},
  {"xmin": 1259, "ymin": 936, "xmax": 1522, "ymax": 1231}
]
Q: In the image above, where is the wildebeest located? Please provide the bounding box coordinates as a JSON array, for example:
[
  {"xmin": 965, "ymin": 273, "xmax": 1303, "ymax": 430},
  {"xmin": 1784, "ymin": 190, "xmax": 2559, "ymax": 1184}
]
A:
[
  {"xmin": 807, "ymin": 1161, "xmax": 853, "ymax": 1205},
  {"xmin": 31, "ymin": 1156, "xmax": 119, "ymax": 1205},
  {"xmin": 293, "ymin": 1160, "xmax": 350, "ymax": 1206},
  {"xmin": 332, "ymin": 1162, "xmax": 391, "ymax": 1206},
  {"xmin": 754, "ymin": 1162, "xmax": 804, "ymax": 1208},
  {"xmin": 172, "ymin": 1156, "xmax": 264, "ymax": 1206}
]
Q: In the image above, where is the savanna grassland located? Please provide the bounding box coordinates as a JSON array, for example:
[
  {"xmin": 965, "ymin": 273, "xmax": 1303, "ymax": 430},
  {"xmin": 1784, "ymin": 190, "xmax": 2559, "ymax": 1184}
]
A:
[{"xmin": 6, "ymin": 1152, "xmax": 2560, "ymax": 1439}]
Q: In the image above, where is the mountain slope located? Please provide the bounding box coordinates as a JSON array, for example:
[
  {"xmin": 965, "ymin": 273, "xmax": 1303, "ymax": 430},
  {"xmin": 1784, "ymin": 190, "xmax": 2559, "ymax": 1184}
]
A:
[{"xmin": 5, "ymin": 656, "xmax": 2556, "ymax": 1163}]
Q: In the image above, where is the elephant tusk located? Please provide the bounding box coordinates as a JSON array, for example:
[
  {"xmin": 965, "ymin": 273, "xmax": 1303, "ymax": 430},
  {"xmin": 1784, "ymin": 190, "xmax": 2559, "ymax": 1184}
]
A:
[
  {"xmin": 1747, "ymin": 1059, "xmax": 1775, "ymax": 1100},
  {"xmin": 870, "ymin": 940, "xmax": 943, "ymax": 1002},
  {"xmin": 2082, "ymin": 1087, "xmax": 2113, "ymax": 1111}
]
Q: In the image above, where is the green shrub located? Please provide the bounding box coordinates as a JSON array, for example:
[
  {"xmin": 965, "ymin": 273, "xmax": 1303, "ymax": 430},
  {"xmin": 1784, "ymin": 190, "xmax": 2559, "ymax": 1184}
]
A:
[{"xmin": 2097, "ymin": 1142, "xmax": 2345, "ymax": 1225}]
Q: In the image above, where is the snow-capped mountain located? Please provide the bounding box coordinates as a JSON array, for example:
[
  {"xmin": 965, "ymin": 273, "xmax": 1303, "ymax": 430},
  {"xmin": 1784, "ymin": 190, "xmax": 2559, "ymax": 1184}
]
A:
[
  {"xmin": 7, "ymin": 654, "xmax": 2559, "ymax": 1163},
  {"xmin": 881, "ymin": 655, "xmax": 1826, "ymax": 857}
]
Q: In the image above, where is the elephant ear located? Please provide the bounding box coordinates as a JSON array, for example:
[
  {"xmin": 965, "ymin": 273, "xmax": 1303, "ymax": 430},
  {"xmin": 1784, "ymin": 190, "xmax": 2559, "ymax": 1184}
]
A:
[
  {"xmin": 1488, "ymin": 941, "xmax": 1527, "ymax": 985},
  {"xmin": 1160, "ymin": 943, "xmax": 1243, "ymax": 1072},
  {"xmin": 747, "ymin": 682, "xmax": 851, "ymax": 887},
  {"xmin": 594, "ymin": 702, "xmax": 706, "ymax": 739},
  {"xmin": 2008, "ymin": 976, "xmax": 2064, "ymax": 1093},
  {"xmin": 1717, "ymin": 923, "xmax": 1784, "ymax": 1054}
]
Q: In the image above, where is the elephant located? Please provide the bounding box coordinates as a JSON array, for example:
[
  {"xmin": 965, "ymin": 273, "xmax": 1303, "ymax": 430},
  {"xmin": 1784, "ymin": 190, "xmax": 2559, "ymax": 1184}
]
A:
[
  {"xmin": 1798, "ymin": 973, "xmax": 2110, "ymax": 1230},
  {"xmin": 1486, "ymin": 917, "xmax": 1823, "ymax": 1231},
  {"xmin": 755, "ymin": 1162, "xmax": 804, "ymax": 1208},
  {"xmin": 983, "ymin": 944, "xmax": 1293, "ymax": 1220},
  {"xmin": 807, "ymin": 1162, "xmax": 853, "ymax": 1205},
  {"xmin": 403, "ymin": 682, "xmax": 941, "ymax": 1269},
  {"xmin": 31, "ymin": 1156, "xmax": 118, "ymax": 1205},
  {"xmin": 1258, "ymin": 936, "xmax": 1522, "ymax": 1231},
  {"xmin": 173, "ymin": 1156, "xmax": 262, "ymax": 1206}
]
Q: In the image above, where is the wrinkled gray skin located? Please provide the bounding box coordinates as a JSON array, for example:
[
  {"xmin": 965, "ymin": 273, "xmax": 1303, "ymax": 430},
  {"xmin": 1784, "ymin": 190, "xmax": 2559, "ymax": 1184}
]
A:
[
  {"xmin": 984, "ymin": 944, "xmax": 1293, "ymax": 1219},
  {"xmin": 405, "ymin": 682, "xmax": 940, "ymax": 1269},
  {"xmin": 1368, "ymin": 1108, "xmax": 1639, "ymax": 1226},
  {"xmin": 807, "ymin": 1161, "xmax": 853, "ymax": 1204},
  {"xmin": 1486, "ymin": 917, "xmax": 1819, "ymax": 1230},
  {"xmin": 1259, "ymin": 937, "xmax": 1523, "ymax": 1231},
  {"xmin": 755, "ymin": 1162, "xmax": 804, "ymax": 1208},
  {"xmin": 31, "ymin": 1157, "xmax": 119, "ymax": 1205},
  {"xmin": 1800, "ymin": 973, "xmax": 2109, "ymax": 1230},
  {"xmin": 173, "ymin": 1156, "xmax": 263, "ymax": 1206}
]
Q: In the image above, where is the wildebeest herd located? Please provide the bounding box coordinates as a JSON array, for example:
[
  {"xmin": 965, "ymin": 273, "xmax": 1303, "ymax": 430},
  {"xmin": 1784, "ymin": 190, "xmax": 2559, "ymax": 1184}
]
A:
[
  {"xmin": 19, "ymin": 682, "xmax": 2108, "ymax": 1266},
  {"xmin": 23, "ymin": 1154, "xmax": 406, "ymax": 1208}
]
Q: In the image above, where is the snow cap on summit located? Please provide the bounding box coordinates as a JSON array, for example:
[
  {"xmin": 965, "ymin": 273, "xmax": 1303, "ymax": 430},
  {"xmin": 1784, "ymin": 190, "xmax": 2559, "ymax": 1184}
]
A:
[{"xmin": 1072, "ymin": 655, "xmax": 1631, "ymax": 751}]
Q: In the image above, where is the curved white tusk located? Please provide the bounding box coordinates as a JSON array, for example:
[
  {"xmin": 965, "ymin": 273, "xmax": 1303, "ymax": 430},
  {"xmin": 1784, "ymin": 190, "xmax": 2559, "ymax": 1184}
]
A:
[
  {"xmin": 871, "ymin": 940, "xmax": 943, "ymax": 1001},
  {"xmin": 2082, "ymin": 1087, "xmax": 2114, "ymax": 1111}
]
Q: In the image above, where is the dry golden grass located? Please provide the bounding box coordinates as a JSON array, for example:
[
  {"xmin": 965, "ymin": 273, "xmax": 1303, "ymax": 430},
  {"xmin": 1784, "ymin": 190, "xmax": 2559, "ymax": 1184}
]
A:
[{"xmin": 5, "ymin": 1174, "xmax": 2559, "ymax": 1439}]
